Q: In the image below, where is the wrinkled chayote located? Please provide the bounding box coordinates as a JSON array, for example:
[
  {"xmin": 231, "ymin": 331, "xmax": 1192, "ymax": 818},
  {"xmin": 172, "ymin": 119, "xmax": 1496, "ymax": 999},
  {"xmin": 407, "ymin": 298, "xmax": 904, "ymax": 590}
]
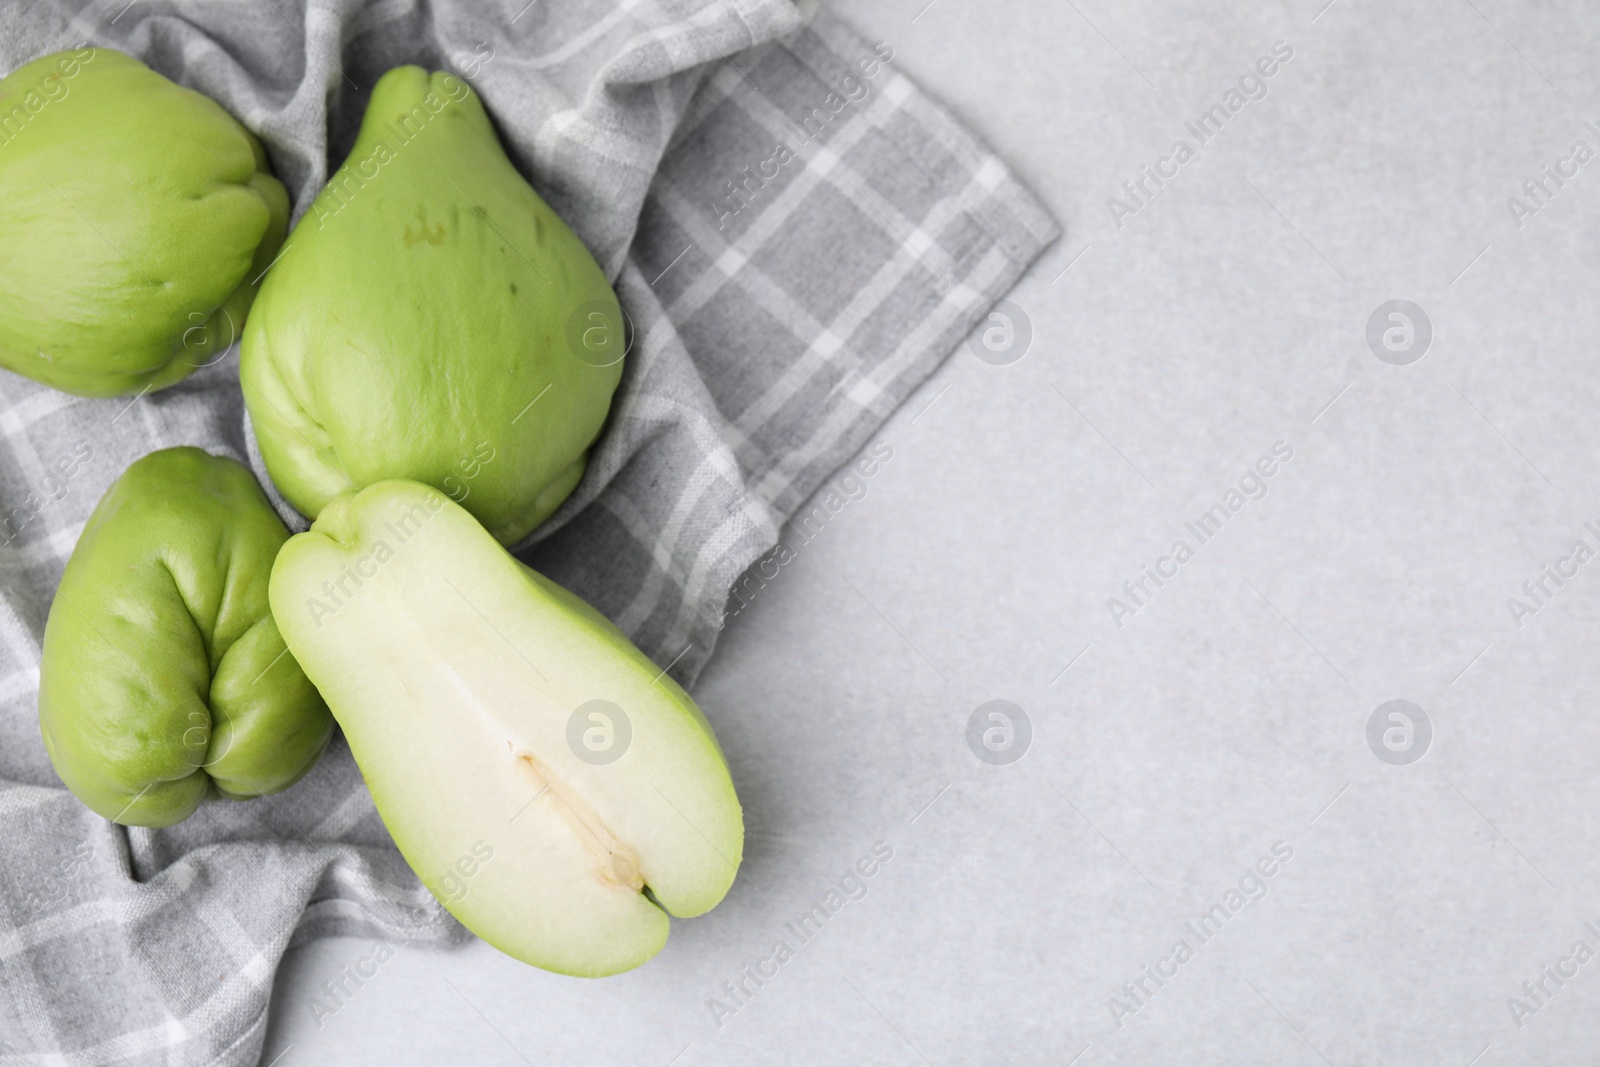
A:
[{"xmin": 39, "ymin": 447, "xmax": 332, "ymax": 827}]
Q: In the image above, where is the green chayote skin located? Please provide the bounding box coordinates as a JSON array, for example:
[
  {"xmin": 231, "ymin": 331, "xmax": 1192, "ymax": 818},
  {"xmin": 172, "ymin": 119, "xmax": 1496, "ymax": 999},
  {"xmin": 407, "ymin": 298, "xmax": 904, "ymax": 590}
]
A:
[
  {"xmin": 39, "ymin": 448, "xmax": 332, "ymax": 827},
  {"xmin": 0, "ymin": 47, "xmax": 289, "ymax": 397},
  {"xmin": 241, "ymin": 65, "xmax": 624, "ymax": 547}
]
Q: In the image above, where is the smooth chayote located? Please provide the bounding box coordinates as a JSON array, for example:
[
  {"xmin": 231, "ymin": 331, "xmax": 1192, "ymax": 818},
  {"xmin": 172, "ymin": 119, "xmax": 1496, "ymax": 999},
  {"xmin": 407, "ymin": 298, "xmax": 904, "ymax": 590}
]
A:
[
  {"xmin": 241, "ymin": 66, "xmax": 623, "ymax": 546},
  {"xmin": 39, "ymin": 448, "xmax": 332, "ymax": 827},
  {"xmin": 0, "ymin": 47, "xmax": 289, "ymax": 397}
]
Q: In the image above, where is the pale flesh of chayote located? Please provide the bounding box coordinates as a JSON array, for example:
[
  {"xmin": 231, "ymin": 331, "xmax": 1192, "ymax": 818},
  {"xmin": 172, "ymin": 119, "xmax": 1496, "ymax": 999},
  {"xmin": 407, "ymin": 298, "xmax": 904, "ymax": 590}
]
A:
[{"xmin": 269, "ymin": 480, "xmax": 744, "ymax": 976}]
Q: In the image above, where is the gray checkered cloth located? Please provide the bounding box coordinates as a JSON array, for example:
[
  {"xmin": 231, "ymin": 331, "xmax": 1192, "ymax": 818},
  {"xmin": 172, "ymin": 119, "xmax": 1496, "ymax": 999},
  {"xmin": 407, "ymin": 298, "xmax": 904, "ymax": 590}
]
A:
[{"xmin": 0, "ymin": 0, "xmax": 1057, "ymax": 1061}]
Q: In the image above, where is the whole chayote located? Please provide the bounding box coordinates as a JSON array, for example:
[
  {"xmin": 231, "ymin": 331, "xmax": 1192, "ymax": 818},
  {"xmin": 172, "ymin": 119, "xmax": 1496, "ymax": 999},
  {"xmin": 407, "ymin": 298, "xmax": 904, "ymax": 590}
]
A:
[
  {"xmin": 39, "ymin": 448, "xmax": 332, "ymax": 827},
  {"xmin": 241, "ymin": 66, "xmax": 624, "ymax": 546},
  {"xmin": 0, "ymin": 47, "xmax": 289, "ymax": 397}
]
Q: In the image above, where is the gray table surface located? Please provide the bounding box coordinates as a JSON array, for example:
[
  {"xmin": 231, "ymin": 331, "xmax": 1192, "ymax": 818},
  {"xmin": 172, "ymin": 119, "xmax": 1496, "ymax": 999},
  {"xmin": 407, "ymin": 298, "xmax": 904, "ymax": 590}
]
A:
[{"xmin": 263, "ymin": 1, "xmax": 1600, "ymax": 1062}]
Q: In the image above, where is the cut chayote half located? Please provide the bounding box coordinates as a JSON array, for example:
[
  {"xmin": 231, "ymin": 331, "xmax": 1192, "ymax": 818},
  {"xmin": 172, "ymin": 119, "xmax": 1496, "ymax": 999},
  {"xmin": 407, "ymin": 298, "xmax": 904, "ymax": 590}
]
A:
[{"xmin": 271, "ymin": 480, "xmax": 742, "ymax": 975}]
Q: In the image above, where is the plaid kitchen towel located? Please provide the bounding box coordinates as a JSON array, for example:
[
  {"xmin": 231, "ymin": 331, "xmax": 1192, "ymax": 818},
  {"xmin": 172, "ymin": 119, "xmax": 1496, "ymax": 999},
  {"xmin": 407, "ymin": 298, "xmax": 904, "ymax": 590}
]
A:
[{"xmin": 0, "ymin": 0, "xmax": 1057, "ymax": 1061}]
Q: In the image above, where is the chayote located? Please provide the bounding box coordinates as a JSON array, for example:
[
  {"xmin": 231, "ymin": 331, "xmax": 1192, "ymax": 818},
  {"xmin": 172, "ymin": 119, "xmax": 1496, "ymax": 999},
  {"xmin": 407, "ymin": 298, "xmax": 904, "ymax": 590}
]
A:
[
  {"xmin": 0, "ymin": 47, "xmax": 289, "ymax": 397},
  {"xmin": 270, "ymin": 480, "xmax": 742, "ymax": 976},
  {"xmin": 39, "ymin": 447, "xmax": 332, "ymax": 827},
  {"xmin": 241, "ymin": 65, "xmax": 624, "ymax": 546}
]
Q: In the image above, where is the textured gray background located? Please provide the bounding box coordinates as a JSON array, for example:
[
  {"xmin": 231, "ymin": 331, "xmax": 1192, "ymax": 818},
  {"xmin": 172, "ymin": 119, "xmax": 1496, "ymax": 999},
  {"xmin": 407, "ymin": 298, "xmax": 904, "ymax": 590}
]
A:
[{"xmin": 266, "ymin": 0, "xmax": 1600, "ymax": 1063}]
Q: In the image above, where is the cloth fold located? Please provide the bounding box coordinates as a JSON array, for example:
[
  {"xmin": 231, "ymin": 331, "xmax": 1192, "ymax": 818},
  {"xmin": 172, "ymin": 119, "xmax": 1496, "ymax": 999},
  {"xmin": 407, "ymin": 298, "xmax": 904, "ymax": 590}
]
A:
[{"xmin": 0, "ymin": 1, "xmax": 1057, "ymax": 1061}]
